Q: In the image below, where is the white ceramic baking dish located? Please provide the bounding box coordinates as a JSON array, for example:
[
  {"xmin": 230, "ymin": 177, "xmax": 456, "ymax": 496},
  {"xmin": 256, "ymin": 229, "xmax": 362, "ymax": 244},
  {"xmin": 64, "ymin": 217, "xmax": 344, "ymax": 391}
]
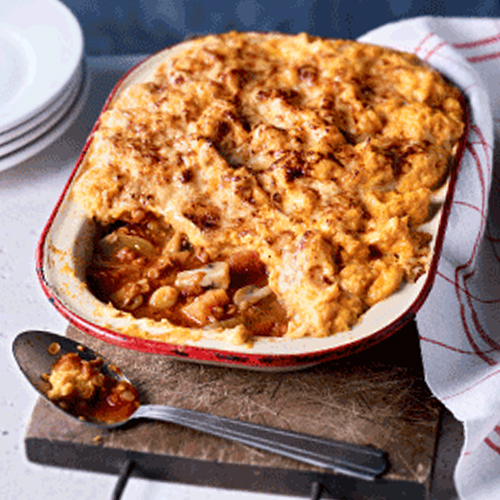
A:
[{"xmin": 36, "ymin": 43, "xmax": 468, "ymax": 371}]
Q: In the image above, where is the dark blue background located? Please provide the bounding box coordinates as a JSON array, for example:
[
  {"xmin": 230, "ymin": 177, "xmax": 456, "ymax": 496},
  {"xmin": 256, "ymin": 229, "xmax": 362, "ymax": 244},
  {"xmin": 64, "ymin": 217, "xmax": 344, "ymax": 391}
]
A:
[{"xmin": 61, "ymin": 0, "xmax": 500, "ymax": 55}]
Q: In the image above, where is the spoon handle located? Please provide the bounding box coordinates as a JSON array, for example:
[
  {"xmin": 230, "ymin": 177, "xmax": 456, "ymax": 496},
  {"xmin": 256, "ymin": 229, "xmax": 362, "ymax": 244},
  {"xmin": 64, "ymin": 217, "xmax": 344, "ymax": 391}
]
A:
[{"xmin": 134, "ymin": 404, "xmax": 387, "ymax": 480}]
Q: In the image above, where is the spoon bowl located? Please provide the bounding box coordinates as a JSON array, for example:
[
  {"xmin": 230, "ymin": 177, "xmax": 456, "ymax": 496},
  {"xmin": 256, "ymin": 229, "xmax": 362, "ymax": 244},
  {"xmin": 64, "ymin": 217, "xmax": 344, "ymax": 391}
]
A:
[
  {"xmin": 13, "ymin": 330, "xmax": 138, "ymax": 427},
  {"xmin": 13, "ymin": 330, "xmax": 388, "ymax": 480}
]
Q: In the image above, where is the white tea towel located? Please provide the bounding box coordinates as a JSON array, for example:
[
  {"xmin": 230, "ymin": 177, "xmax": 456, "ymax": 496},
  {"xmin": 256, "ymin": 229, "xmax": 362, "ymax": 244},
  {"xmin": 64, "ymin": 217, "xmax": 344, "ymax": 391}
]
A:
[{"xmin": 361, "ymin": 17, "xmax": 500, "ymax": 499}]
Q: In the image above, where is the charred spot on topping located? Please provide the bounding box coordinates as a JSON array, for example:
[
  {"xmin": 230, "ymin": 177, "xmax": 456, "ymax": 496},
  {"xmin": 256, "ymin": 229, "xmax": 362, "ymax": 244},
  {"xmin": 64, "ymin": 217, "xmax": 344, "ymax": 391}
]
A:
[
  {"xmin": 297, "ymin": 65, "xmax": 318, "ymax": 83},
  {"xmin": 298, "ymin": 230, "xmax": 314, "ymax": 248},
  {"xmin": 143, "ymin": 81, "xmax": 167, "ymax": 94},
  {"xmin": 229, "ymin": 174, "xmax": 255, "ymax": 203},
  {"xmin": 255, "ymin": 88, "xmax": 300, "ymax": 104},
  {"xmin": 255, "ymin": 89, "xmax": 269, "ymax": 101},
  {"xmin": 223, "ymin": 68, "xmax": 253, "ymax": 91},
  {"xmin": 360, "ymin": 84, "xmax": 375, "ymax": 101},
  {"xmin": 171, "ymin": 73, "xmax": 185, "ymax": 85},
  {"xmin": 216, "ymin": 121, "xmax": 231, "ymax": 140},
  {"xmin": 285, "ymin": 165, "xmax": 306, "ymax": 182},
  {"xmin": 183, "ymin": 202, "xmax": 221, "ymax": 231},
  {"xmin": 273, "ymin": 88, "xmax": 300, "ymax": 104},
  {"xmin": 228, "ymin": 162, "xmax": 245, "ymax": 170},
  {"xmin": 145, "ymin": 148, "xmax": 163, "ymax": 164},
  {"xmin": 179, "ymin": 168, "xmax": 194, "ymax": 183},
  {"xmin": 339, "ymin": 130, "xmax": 357, "ymax": 145},
  {"xmin": 352, "ymin": 77, "xmax": 376, "ymax": 103},
  {"xmin": 223, "ymin": 109, "xmax": 245, "ymax": 128},
  {"xmin": 178, "ymin": 234, "xmax": 193, "ymax": 252},
  {"xmin": 272, "ymin": 192, "xmax": 282, "ymax": 203},
  {"xmin": 284, "ymin": 160, "xmax": 307, "ymax": 182},
  {"xmin": 201, "ymin": 47, "xmax": 226, "ymax": 63},
  {"xmin": 368, "ymin": 244, "xmax": 383, "ymax": 260}
]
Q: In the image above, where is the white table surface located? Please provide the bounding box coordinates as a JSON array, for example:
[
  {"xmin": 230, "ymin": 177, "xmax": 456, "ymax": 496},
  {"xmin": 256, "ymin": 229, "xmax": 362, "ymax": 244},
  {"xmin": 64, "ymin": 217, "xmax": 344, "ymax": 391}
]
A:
[{"xmin": 0, "ymin": 55, "xmax": 461, "ymax": 500}]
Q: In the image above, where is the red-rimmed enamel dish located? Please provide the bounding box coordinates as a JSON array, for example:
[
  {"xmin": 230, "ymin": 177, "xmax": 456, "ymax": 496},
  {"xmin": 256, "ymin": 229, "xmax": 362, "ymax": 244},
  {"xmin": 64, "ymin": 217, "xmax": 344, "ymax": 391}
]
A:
[{"xmin": 36, "ymin": 43, "xmax": 468, "ymax": 371}]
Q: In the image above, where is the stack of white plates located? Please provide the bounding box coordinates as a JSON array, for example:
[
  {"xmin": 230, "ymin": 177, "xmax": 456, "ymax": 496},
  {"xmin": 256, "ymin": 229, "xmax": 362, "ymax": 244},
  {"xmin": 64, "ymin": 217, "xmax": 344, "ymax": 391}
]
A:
[{"xmin": 0, "ymin": 0, "xmax": 86, "ymax": 172}]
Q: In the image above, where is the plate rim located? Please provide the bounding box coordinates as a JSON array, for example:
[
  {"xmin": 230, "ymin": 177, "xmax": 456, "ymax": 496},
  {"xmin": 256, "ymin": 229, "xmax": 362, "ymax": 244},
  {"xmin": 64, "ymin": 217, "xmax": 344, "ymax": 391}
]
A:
[
  {"xmin": 0, "ymin": 62, "xmax": 83, "ymax": 144},
  {"xmin": 0, "ymin": 63, "xmax": 83, "ymax": 156},
  {"xmin": 0, "ymin": 0, "xmax": 83, "ymax": 133},
  {"xmin": 0, "ymin": 62, "xmax": 90, "ymax": 172}
]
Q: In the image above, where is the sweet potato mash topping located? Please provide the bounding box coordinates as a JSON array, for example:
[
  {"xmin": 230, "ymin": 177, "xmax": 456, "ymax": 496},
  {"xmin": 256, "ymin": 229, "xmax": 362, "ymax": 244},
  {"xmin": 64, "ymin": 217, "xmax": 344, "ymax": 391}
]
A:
[{"xmin": 74, "ymin": 32, "xmax": 465, "ymax": 342}]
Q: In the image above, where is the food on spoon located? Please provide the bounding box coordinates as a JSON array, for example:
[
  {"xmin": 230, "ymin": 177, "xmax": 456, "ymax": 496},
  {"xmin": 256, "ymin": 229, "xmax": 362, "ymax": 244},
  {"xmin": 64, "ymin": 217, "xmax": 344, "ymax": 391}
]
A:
[
  {"xmin": 45, "ymin": 351, "xmax": 140, "ymax": 424},
  {"xmin": 73, "ymin": 31, "xmax": 466, "ymax": 344}
]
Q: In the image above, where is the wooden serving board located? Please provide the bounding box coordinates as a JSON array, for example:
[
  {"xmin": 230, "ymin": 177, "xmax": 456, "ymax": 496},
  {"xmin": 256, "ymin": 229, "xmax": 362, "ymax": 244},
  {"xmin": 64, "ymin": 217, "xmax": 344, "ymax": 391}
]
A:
[{"xmin": 25, "ymin": 321, "xmax": 442, "ymax": 499}]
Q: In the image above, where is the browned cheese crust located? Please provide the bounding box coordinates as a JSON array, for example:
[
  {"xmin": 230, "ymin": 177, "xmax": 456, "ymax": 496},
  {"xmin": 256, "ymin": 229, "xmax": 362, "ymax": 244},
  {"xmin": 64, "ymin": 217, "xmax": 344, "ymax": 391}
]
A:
[{"xmin": 73, "ymin": 32, "xmax": 465, "ymax": 342}]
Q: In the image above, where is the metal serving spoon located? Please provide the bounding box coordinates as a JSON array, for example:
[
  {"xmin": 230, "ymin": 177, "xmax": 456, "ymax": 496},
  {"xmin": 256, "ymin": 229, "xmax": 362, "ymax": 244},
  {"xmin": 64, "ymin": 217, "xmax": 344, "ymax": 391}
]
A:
[{"xmin": 12, "ymin": 330, "xmax": 388, "ymax": 481}]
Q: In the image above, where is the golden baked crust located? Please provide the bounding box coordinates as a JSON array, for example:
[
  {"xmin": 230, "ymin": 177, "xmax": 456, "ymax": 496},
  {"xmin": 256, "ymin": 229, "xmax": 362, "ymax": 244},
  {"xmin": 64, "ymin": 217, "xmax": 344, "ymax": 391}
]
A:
[{"xmin": 73, "ymin": 32, "xmax": 465, "ymax": 343}]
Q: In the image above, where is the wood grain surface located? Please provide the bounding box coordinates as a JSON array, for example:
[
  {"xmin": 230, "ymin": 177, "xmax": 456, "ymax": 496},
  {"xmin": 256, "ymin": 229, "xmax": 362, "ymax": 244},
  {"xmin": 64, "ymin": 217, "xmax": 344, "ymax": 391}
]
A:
[{"xmin": 25, "ymin": 320, "xmax": 442, "ymax": 499}]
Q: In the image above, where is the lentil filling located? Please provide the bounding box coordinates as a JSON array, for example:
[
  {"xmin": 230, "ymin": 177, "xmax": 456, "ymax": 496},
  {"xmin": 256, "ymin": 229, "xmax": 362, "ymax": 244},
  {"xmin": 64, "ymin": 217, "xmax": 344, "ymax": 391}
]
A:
[{"xmin": 87, "ymin": 212, "xmax": 289, "ymax": 337}]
